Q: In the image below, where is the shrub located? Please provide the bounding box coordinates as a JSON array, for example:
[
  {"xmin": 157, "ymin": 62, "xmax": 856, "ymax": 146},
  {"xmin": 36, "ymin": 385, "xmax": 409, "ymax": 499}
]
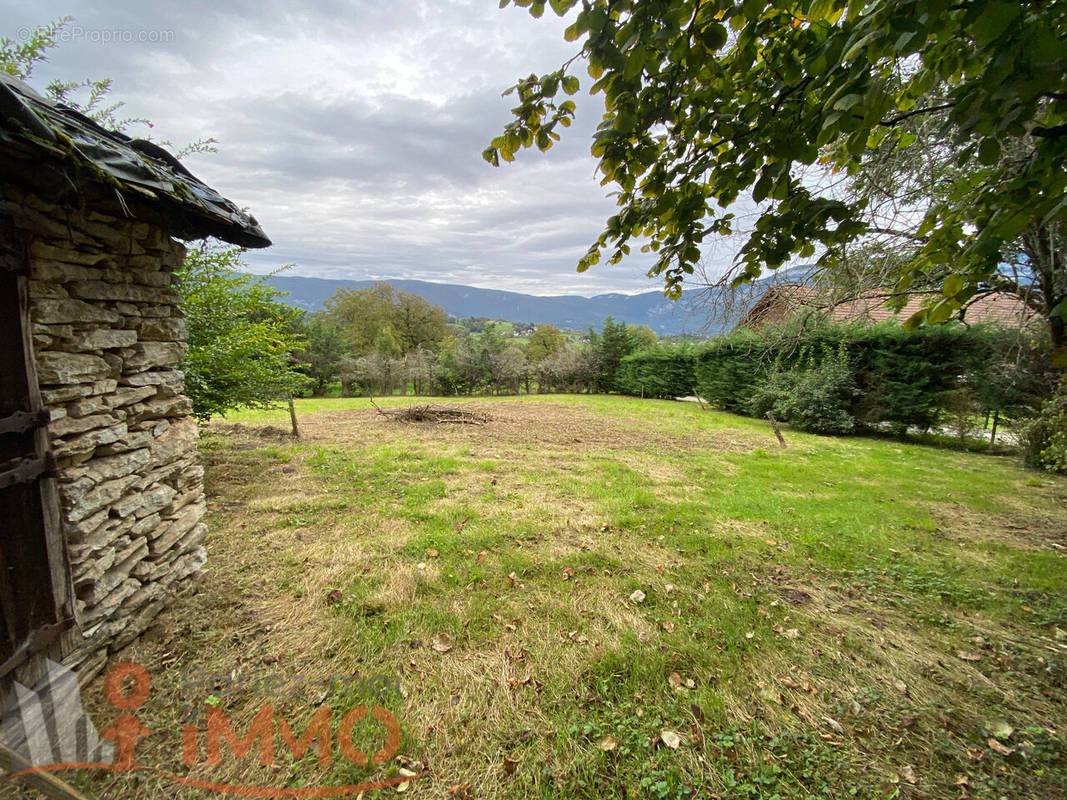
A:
[
  {"xmin": 765, "ymin": 346, "xmax": 858, "ymax": 435},
  {"xmin": 1020, "ymin": 379, "xmax": 1067, "ymax": 473}
]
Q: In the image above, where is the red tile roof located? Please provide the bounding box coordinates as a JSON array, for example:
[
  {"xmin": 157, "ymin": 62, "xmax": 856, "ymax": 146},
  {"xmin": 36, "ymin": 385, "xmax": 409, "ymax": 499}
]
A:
[{"xmin": 739, "ymin": 286, "xmax": 1036, "ymax": 330}]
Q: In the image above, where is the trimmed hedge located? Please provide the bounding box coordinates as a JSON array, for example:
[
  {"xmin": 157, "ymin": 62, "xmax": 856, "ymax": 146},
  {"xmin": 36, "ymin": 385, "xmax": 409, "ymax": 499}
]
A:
[
  {"xmin": 615, "ymin": 346, "xmax": 698, "ymax": 398},
  {"xmin": 618, "ymin": 322, "xmax": 1051, "ymax": 435}
]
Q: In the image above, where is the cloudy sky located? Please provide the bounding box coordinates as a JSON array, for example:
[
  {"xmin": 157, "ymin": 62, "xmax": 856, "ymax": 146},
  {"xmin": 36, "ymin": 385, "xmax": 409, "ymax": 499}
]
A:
[{"xmin": 2, "ymin": 1, "xmax": 740, "ymax": 296}]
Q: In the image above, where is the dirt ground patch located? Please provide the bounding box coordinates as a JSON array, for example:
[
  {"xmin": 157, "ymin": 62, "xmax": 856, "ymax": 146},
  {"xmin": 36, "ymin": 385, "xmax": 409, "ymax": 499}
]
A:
[{"xmin": 283, "ymin": 401, "xmax": 753, "ymax": 456}]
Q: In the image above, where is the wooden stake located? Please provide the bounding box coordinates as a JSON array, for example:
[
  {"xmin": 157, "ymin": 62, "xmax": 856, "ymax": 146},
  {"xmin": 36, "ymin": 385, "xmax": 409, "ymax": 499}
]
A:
[
  {"xmin": 989, "ymin": 410, "xmax": 999, "ymax": 448},
  {"xmin": 766, "ymin": 411, "xmax": 787, "ymax": 448},
  {"xmin": 692, "ymin": 388, "xmax": 706, "ymax": 412},
  {"xmin": 287, "ymin": 396, "xmax": 300, "ymax": 439}
]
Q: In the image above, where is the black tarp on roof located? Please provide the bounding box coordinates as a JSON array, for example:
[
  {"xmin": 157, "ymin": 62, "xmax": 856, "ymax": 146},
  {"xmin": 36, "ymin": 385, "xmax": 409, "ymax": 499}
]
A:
[{"xmin": 0, "ymin": 73, "xmax": 269, "ymax": 248}]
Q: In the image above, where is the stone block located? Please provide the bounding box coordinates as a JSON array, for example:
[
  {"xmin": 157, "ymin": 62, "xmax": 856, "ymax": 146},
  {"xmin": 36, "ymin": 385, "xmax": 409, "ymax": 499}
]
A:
[
  {"xmin": 68, "ymin": 280, "xmax": 180, "ymax": 305},
  {"xmin": 137, "ymin": 317, "xmax": 186, "ymax": 341},
  {"xmin": 123, "ymin": 341, "xmax": 187, "ymax": 370},
  {"xmin": 66, "ymin": 329, "xmax": 138, "ymax": 351},
  {"xmin": 32, "ymin": 298, "xmax": 121, "ymax": 325},
  {"xmin": 49, "ymin": 412, "xmax": 121, "ymax": 438},
  {"xmin": 35, "ymin": 352, "xmax": 112, "ymax": 384},
  {"xmin": 67, "ymin": 474, "xmax": 139, "ymax": 523}
]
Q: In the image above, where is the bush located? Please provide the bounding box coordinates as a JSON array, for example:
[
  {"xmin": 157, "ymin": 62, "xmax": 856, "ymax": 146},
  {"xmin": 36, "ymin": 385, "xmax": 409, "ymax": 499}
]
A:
[
  {"xmin": 1020, "ymin": 379, "xmax": 1067, "ymax": 473},
  {"xmin": 767, "ymin": 346, "xmax": 859, "ymax": 435},
  {"xmin": 178, "ymin": 246, "xmax": 312, "ymax": 421}
]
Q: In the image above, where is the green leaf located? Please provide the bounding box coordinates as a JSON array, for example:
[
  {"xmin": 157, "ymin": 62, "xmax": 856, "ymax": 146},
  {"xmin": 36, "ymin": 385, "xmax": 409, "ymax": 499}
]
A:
[
  {"xmin": 704, "ymin": 22, "xmax": 728, "ymax": 51},
  {"xmin": 977, "ymin": 137, "xmax": 1000, "ymax": 165},
  {"xmin": 969, "ymin": 1, "xmax": 1021, "ymax": 47},
  {"xmin": 562, "ymin": 75, "xmax": 580, "ymax": 95},
  {"xmin": 927, "ymin": 301, "xmax": 954, "ymax": 324},
  {"xmin": 942, "ymin": 274, "xmax": 965, "ymax": 298}
]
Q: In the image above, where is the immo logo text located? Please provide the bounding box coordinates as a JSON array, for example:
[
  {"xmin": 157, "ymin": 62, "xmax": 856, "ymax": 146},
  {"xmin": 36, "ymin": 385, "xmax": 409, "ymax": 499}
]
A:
[{"xmin": 1, "ymin": 660, "xmax": 425, "ymax": 797}]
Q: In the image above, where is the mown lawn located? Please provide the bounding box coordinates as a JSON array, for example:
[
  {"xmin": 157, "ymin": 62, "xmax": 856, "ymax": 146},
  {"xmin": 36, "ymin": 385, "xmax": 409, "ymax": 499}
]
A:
[{"xmin": 70, "ymin": 395, "xmax": 1067, "ymax": 800}]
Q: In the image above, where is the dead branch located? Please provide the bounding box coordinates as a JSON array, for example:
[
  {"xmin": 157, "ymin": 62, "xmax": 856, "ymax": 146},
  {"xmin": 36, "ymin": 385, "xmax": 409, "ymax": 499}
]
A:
[{"xmin": 375, "ymin": 403, "xmax": 491, "ymax": 425}]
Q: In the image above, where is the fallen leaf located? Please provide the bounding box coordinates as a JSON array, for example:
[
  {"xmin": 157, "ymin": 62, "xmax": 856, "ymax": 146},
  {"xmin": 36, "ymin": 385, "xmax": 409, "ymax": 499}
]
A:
[
  {"xmin": 956, "ymin": 650, "xmax": 982, "ymax": 662},
  {"xmin": 660, "ymin": 730, "xmax": 682, "ymax": 749},
  {"xmin": 507, "ymin": 572, "xmax": 517, "ymax": 587},
  {"xmin": 987, "ymin": 738, "xmax": 1015, "ymax": 757},
  {"xmin": 655, "ymin": 564, "xmax": 664, "ymax": 575},
  {"xmin": 456, "ymin": 518, "xmax": 469, "ymax": 532},
  {"xmin": 447, "ymin": 781, "xmax": 471, "ymax": 798},
  {"xmin": 629, "ymin": 589, "xmax": 646, "ymax": 604},
  {"xmin": 759, "ymin": 687, "xmax": 782, "ymax": 704},
  {"xmin": 502, "ymin": 757, "xmax": 520, "ymax": 776},
  {"xmin": 689, "ymin": 722, "xmax": 703, "ymax": 747},
  {"xmin": 967, "ymin": 747, "xmax": 985, "ymax": 762},
  {"xmin": 662, "ymin": 620, "xmax": 675, "ymax": 632},
  {"xmin": 668, "ymin": 672, "xmax": 683, "ymax": 689},
  {"xmin": 430, "ymin": 633, "xmax": 454, "ymax": 654},
  {"xmin": 326, "ymin": 589, "xmax": 342, "ymax": 606},
  {"xmin": 562, "ymin": 567, "xmax": 575, "ymax": 581},
  {"xmin": 425, "ymin": 547, "xmax": 440, "ymax": 558},
  {"xmin": 664, "ymin": 583, "xmax": 675, "ymax": 594},
  {"xmin": 476, "ymin": 550, "xmax": 487, "ymax": 565},
  {"xmin": 396, "ymin": 767, "xmax": 418, "ymax": 792},
  {"xmin": 892, "ymin": 679, "xmax": 908, "ymax": 696},
  {"xmin": 899, "ymin": 764, "xmax": 919, "ymax": 785},
  {"xmin": 598, "ymin": 736, "xmax": 617, "ymax": 752},
  {"xmin": 822, "ymin": 716, "xmax": 845, "ymax": 735}
]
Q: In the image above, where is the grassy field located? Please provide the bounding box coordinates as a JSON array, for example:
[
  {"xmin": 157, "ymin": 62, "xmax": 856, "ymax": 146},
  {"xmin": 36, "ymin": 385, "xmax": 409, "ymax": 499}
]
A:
[{"xmin": 68, "ymin": 395, "xmax": 1067, "ymax": 800}]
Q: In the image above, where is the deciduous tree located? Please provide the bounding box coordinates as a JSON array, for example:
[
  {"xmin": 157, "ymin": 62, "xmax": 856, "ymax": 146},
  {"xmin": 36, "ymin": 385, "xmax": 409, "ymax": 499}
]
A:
[
  {"xmin": 178, "ymin": 246, "xmax": 311, "ymax": 420},
  {"xmin": 487, "ymin": 0, "xmax": 1066, "ymax": 355}
]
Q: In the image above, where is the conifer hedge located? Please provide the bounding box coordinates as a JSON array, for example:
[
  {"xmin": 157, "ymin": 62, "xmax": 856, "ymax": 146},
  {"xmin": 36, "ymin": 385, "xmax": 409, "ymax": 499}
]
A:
[{"xmin": 617, "ymin": 323, "xmax": 1051, "ymax": 436}]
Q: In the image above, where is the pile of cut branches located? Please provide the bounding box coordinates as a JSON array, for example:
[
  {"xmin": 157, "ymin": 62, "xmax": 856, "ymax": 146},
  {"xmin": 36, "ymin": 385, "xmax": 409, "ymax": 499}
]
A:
[{"xmin": 370, "ymin": 400, "xmax": 490, "ymax": 425}]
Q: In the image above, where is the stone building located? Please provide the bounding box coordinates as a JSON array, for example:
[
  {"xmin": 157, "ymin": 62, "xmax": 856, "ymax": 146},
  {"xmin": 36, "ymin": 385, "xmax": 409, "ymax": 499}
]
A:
[{"xmin": 0, "ymin": 73, "xmax": 269, "ymax": 687}]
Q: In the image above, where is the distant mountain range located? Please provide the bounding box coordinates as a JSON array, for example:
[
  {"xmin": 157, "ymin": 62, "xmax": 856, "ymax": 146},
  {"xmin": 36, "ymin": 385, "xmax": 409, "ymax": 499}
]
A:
[{"xmin": 261, "ymin": 267, "xmax": 813, "ymax": 336}]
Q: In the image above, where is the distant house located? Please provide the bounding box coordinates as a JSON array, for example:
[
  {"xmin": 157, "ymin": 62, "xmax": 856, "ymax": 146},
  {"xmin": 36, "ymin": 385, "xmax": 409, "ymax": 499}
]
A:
[
  {"xmin": 0, "ymin": 72, "xmax": 269, "ymax": 690},
  {"xmin": 737, "ymin": 285, "xmax": 1036, "ymax": 332}
]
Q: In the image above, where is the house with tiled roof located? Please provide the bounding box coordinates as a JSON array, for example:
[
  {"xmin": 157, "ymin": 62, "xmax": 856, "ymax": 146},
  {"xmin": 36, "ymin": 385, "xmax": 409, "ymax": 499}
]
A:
[{"xmin": 737, "ymin": 285, "xmax": 1037, "ymax": 332}]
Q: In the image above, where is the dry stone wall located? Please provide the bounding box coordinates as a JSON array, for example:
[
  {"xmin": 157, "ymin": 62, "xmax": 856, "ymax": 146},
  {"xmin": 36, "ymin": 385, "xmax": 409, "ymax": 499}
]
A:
[{"xmin": 2, "ymin": 186, "xmax": 207, "ymax": 681}]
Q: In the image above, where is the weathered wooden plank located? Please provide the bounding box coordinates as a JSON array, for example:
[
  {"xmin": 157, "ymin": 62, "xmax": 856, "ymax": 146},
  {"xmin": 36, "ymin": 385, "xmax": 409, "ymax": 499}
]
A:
[{"xmin": 0, "ymin": 215, "xmax": 73, "ymax": 670}]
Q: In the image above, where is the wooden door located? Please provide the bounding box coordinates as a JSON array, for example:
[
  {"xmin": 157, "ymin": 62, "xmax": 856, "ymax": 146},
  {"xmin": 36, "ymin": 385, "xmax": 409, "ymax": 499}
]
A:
[{"xmin": 0, "ymin": 215, "xmax": 72, "ymax": 680}]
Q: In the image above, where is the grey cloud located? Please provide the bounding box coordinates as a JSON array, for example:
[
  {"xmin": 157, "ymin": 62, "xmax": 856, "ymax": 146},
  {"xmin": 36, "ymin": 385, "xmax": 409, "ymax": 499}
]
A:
[{"xmin": 1, "ymin": 0, "xmax": 731, "ymax": 296}]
